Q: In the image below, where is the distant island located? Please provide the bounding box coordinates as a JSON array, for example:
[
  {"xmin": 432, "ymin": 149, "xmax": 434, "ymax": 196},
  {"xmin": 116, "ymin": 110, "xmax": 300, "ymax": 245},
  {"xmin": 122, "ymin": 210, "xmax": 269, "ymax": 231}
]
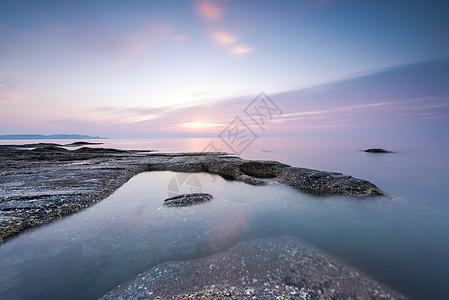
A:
[{"xmin": 0, "ymin": 134, "xmax": 108, "ymax": 140}]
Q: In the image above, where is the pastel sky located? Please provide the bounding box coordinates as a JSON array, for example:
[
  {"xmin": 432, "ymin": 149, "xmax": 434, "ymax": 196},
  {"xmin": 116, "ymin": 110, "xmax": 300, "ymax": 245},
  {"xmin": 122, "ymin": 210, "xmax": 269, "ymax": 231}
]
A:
[{"xmin": 1, "ymin": 0, "xmax": 448, "ymax": 137}]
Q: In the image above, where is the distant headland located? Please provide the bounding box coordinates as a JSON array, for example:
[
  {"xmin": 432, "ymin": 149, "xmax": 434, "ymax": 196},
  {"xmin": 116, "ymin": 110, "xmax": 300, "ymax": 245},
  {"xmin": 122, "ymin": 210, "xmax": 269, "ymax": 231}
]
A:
[{"xmin": 0, "ymin": 134, "xmax": 108, "ymax": 140}]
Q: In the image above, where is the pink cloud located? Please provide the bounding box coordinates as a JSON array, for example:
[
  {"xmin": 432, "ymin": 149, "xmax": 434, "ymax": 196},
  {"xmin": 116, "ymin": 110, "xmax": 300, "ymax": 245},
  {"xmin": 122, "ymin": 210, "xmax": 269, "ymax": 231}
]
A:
[
  {"xmin": 210, "ymin": 30, "xmax": 256, "ymax": 56},
  {"xmin": 196, "ymin": 0, "xmax": 223, "ymax": 21},
  {"xmin": 230, "ymin": 44, "xmax": 255, "ymax": 55},
  {"xmin": 211, "ymin": 30, "xmax": 238, "ymax": 46}
]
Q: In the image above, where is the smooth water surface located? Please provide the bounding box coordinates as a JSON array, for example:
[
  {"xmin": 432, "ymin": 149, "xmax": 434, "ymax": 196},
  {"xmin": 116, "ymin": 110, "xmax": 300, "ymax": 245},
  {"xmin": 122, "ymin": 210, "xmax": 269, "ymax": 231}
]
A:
[
  {"xmin": 1, "ymin": 136, "xmax": 449, "ymax": 299},
  {"xmin": 0, "ymin": 171, "xmax": 341, "ymax": 299}
]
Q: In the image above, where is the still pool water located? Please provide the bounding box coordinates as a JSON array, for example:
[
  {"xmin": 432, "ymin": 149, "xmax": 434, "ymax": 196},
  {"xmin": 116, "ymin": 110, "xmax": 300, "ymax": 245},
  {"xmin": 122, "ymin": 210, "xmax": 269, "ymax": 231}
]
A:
[
  {"xmin": 0, "ymin": 171, "xmax": 445, "ymax": 300},
  {"xmin": 1, "ymin": 136, "xmax": 449, "ymax": 300}
]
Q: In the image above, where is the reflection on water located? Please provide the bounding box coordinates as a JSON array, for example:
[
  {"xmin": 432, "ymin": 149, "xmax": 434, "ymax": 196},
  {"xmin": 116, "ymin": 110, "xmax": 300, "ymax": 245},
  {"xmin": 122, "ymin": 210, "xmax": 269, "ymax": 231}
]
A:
[
  {"xmin": 0, "ymin": 171, "xmax": 447, "ymax": 299},
  {"xmin": 0, "ymin": 172, "xmax": 288, "ymax": 299},
  {"xmin": 1, "ymin": 136, "xmax": 449, "ymax": 300}
]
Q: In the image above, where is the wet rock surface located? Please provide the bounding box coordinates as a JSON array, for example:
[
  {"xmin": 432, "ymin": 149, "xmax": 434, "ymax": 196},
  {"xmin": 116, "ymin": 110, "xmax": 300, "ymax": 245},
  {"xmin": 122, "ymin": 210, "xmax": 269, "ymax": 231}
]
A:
[
  {"xmin": 149, "ymin": 157, "xmax": 383, "ymax": 197},
  {"xmin": 101, "ymin": 236, "xmax": 407, "ymax": 300},
  {"xmin": 164, "ymin": 193, "xmax": 213, "ymax": 207},
  {"xmin": 0, "ymin": 143, "xmax": 382, "ymax": 243}
]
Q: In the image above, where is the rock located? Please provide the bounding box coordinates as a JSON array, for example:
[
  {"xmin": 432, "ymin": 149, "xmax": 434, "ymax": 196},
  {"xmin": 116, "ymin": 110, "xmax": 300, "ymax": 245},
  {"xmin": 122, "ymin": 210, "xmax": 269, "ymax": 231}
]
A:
[
  {"xmin": 101, "ymin": 236, "xmax": 408, "ymax": 300},
  {"xmin": 277, "ymin": 167, "xmax": 383, "ymax": 196},
  {"xmin": 364, "ymin": 148, "xmax": 393, "ymax": 153},
  {"xmin": 65, "ymin": 141, "xmax": 103, "ymax": 146},
  {"xmin": 0, "ymin": 145, "xmax": 384, "ymax": 244},
  {"xmin": 149, "ymin": 157, "xmax": 383, "ymax": 196},
  {"xmin": 28, "ymin": 146, "xmax": 69, "ymax": 152},
  {"xmin": 73, "ymin": 147, "xmax": 126, "ymax": 153},
  {"xmin": 164, "ymin": 193, "xmax": 213, "ymax": 207}
]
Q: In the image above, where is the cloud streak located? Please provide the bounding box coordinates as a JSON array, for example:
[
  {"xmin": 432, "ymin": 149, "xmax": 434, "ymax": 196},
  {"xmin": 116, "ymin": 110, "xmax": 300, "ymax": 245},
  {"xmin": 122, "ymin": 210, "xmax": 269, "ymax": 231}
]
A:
[
  {"xmin": 211, "ymin": 30, "xmax": 238, "ymax": 46},
  {"xmin": 3, "ymin": 59, "xmax": 447, "ymax": 138},
  {"xmin": 230, "ymin": 44, "xmax": 256, "ymax": 55},
  {"xmin": 210, "ymin": 30, "xmax": 256, "ymax": 55}
]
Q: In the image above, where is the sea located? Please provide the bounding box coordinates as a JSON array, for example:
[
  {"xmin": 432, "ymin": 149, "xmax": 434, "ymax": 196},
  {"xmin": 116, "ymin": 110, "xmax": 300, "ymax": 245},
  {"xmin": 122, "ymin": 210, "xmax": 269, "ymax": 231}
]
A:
[{"xmin": 0, "ymin": 136, "xmax": 448, "ymax": 299}]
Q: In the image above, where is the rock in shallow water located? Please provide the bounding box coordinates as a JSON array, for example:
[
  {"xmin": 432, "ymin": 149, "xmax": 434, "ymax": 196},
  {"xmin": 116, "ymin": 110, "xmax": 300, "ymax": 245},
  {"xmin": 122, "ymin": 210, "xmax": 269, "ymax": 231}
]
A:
[{"xmin": 164, "ymin": 193, "xmax": 213, "ymax": 207}]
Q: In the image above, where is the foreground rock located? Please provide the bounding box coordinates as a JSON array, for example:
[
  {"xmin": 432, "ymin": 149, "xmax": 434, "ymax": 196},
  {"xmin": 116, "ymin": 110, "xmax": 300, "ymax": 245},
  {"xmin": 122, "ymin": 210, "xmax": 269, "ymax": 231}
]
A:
[
  {"xmin": 164, "ymin": 193, "xmax": 213, "ymax": 207},
  {"xmin": 0, "ymin": 144, "xmax": 383, "ymax": 243},
  {"xmin": 101, "ymin": 236, "xmax": 407, "ymax": 300}
]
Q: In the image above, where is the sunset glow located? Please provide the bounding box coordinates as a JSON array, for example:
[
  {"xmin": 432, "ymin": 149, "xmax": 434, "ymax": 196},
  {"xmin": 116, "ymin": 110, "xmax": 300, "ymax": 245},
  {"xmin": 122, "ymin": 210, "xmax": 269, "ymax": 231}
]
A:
[{"xmin": 0, "ymin": 0, "xmax": 448, "ymax": 137}]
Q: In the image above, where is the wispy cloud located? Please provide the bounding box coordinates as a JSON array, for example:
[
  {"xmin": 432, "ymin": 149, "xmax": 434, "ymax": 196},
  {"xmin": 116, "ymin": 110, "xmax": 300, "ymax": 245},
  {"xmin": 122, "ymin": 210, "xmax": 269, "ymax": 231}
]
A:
[
  {"xmin": 418, "ymin": 114, "xmax": 449, "ymax": 120},
  {"xmin": 0, "ymin": 82, "xmax": 24, "ymax": 104},
  {"xmin": 211, "ymin": 30, "xmax": 238, "ymax": 46},
  {"xmin": 195, "ymin": 1, "xmax": 255, "ymax": 56},
  {"xmin": 196, "ymin": 0, "xmax": 223, "ymax": 21},
  {"xmin": 180, "ymin": 121, "xmax": 226, "ymax": 129},
  {"xmin": 230, "ymin": 44, "xmax": 256, "ymax": 55},
  {"xmin": 280, "ymin": 102, "xmax": 391, "ymax": 119},
  {"xmin": 92, "ymin": 105, "xmax": 164, "ymax": 120},
  {"xmin": 210, "ymin": 30, "xmax": 256, "ymax": 55}
]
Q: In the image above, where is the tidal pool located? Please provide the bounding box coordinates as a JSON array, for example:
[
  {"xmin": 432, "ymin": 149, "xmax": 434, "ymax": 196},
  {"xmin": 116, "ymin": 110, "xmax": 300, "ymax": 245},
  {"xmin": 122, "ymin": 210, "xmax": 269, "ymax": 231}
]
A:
[{"xmin": 0, "ymin": 171, "xmax": 445, "ymax": 299}]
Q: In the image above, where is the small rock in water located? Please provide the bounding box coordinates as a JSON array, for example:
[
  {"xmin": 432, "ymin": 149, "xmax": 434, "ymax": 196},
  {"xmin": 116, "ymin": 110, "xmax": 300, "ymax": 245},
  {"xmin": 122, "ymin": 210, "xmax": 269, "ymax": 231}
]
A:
[
  {"xmin": 163, "ymin": 193, "xmax": 213, "ymax": 207},
  {"xmin": 364, "ymin": 148, "xmax": 393, "ymax": 153}
]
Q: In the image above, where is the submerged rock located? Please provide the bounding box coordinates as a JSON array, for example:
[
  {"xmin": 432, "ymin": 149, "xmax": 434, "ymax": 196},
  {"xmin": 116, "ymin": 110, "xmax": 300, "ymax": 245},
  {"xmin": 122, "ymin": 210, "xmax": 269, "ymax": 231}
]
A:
[
  {"xmin": 164, "ymin": 193, "xmax": 213, "ymax": 207},
  {"xmin": 364, "ymin": 148, "xmax": 393, "ymax": 153}
]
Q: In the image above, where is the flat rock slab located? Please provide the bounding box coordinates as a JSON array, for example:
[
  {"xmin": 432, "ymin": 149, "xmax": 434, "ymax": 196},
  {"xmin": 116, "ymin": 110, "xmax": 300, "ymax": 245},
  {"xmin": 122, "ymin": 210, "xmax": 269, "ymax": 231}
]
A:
[
  {"xmin": 164, "ymin": 193, "xmax": 213, "ymax": 207},
  {"xmin": 0, "ymin": 144, "xmax": 383, "ymax": 243},
  {"xmin": 101, "ymin": 236, "xmax": 407, "ymax": 300}
]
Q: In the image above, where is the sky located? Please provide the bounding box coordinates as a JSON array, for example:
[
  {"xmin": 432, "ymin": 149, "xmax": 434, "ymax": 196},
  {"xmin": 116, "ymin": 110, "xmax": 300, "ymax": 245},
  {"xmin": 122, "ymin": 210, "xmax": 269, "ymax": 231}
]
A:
[{"xmin": 1, "ymin": 0, "xmax": 448, "ymax": 138}]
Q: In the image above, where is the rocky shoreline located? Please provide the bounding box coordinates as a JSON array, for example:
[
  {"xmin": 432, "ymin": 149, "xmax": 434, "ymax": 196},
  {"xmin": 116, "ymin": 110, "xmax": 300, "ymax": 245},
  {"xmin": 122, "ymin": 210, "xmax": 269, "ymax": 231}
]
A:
[
  {"xmin": 0, "ymin": 143, "xmax": 402, "ymax": 299},
  {"xmin": 0, "ymin": 143, "xmax": 382, "ymax": 244}
]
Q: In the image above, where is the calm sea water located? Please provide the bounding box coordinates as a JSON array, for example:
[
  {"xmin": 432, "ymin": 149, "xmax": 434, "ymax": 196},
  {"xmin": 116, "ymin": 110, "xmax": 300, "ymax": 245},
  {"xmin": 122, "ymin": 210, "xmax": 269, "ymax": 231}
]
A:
[{"xmin": 1, "ymin": 137, "xmax": 448, "ymax": 299}]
